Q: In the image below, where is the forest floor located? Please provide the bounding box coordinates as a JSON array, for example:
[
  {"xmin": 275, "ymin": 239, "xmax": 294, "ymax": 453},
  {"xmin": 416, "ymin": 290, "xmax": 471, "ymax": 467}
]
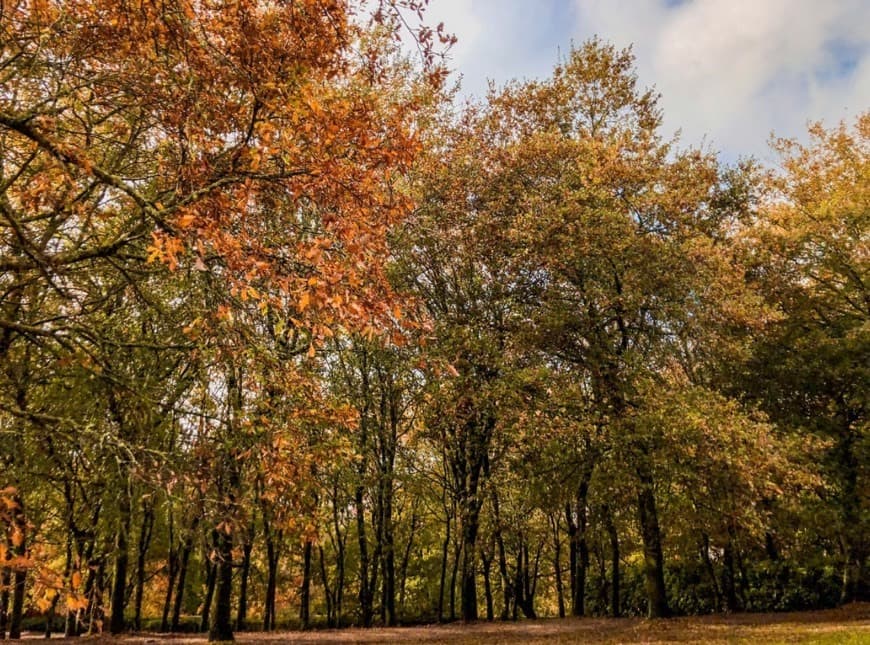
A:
[{"xmin": 23, "ymin": 603, "xmax": 870, "ymax": 644}]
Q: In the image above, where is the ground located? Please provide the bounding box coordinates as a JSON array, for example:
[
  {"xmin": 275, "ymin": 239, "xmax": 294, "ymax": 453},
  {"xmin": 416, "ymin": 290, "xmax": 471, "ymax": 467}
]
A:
[{"xmin": 23, "ymin": 604, "xmax": 870, "ymax": 643}]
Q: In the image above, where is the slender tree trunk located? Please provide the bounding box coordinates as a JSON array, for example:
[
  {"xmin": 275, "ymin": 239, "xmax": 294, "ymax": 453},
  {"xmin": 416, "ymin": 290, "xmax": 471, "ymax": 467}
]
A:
[
  {"xmin": 494, "ymin": 516, "xmax": 511, "ymax": 619},
  {"xmin": 458, "ymin": 415, "xmax": 491, "ymax": 623},
  {"xmin": 161, "ymin": 509, "xmax": 178, "ymax": 633},
  {"xmin": 200, "ymin": 548, "xmax": 217, "ymax": 633},
  {"xmin": 209, "ymin": 366, "xmax": 242, "ymax": 642},
  {"xmin": 209, "ymin": 528, "xmax": 234, "ymax": 642},
  {"xmin": 837, "ymin": 408, "xmax": 867, "ymax": 602},
  {"xmin": 236, "ymin": 540, "xmax": 253, "ymax": 631},
  {"xmin": 0, "ymin": 566, "xmax": 10, "ymax": 639},
  {"xmin": 604, "ymin": 505, "xmax": 620, "ymax": 617},
  {"xmin": 565, "ymin": 502, "xmax": 577, "ymax": 614},
  {"xmin": 110, "ymin": 483, "xmax": 132, "ymax": 634},
  {"xmin": 722, "ymin": 537, "xmax": 738, "ymax": 612},
  {"xmin": 8, "ymin": 494, "xmax": 26, "ymax": 640},
  {"xmin": 299, "ymin": 540, "xmax": 312, "ymax": 629},
  {"xmin": 172, "ymin": 533, "xmax": 195, "ymax": 631},
  {"xmin": 551, "ymin": 514, "xmax": 565, "ymax": 618},
  {"xmin": 45, "ymin": 590, "xmax": 59, "ymax": 638},
  {"xmin": 318, "ymin": 545, "xmax": 334, "ymax": 627},
  {"xmin": 437, "ymin": 512, "xmax": 450, "ymax": 623},
  {"xmin": 449, "ymin": 529, "xmax": 461, "ymax": 621},
  {"xmin": 133, "ymin": 502, "xmax": 154, "ymax": 631},
  {"xmin": 459, "ymin": 503, "xmax": 481, "ymax": 622},
  {"xmin": 85, "ymin": 555, "xmax": 106, "ymax": 635},
  {"xmin": 398, "ymin": 512, "xmax": 417, "ymax": 613},
  {"xmin": 481, "ymin": 548, "xmax": 494, "ymax": 621},
  {"xmin": 335, "ymin": 532, "xmax": 345, "ymax": 627},
  {"xmin": 355, "ymin": 351, "xmax": 374, "ymax": 628},
  {"xmin": 572, "ymin": 471, "xmax": 591, "ymax": 618},
  {"xmin": 382, "ymin": 497, "xmax": 396, "ymax": 627},
  {"xmin": 356, "ymin": 488, "xmax": 373, "ymax": 626},
  {"xmin": 636, "ymin": 462, "xmax": 670, "ymax": 618}
]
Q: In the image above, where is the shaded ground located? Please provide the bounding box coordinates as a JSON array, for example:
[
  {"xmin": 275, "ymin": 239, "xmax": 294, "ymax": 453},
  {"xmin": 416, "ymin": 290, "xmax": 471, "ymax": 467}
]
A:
[{"xmin": 23, "ymin": 603, "xmax": 870, "ymax": 644}]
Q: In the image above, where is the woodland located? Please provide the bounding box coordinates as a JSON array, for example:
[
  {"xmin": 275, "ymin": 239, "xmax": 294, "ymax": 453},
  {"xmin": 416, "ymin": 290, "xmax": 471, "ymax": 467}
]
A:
[{"xmin": 0, "ymin": 1, "xmax": 867, "ymax": 642}]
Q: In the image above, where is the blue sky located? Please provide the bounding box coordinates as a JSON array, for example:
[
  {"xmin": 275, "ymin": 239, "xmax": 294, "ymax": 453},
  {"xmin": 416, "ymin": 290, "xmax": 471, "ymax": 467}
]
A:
[{"xmin": 422, "ymin": 0, "xmax": 869, "ymax": 161}]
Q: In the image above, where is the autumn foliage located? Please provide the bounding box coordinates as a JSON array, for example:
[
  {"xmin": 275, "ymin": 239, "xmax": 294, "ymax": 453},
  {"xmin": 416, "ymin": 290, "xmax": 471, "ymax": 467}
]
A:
[{"xmin": 0, "ymin": 3, "xmax": 866, "ymax": 641}]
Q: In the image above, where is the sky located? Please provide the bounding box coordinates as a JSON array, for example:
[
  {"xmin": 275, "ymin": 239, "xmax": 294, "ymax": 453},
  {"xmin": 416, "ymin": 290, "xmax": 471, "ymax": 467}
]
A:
[{"xmin": 421, "ymin": 0, "xmax": 870, "ymax": 162}]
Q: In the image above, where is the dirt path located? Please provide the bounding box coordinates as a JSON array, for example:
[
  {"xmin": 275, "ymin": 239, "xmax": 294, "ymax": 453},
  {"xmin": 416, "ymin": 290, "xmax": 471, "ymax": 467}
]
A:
[{"xmin": 22, "ymin": 603, "xmax": 870, "ymax": 644}]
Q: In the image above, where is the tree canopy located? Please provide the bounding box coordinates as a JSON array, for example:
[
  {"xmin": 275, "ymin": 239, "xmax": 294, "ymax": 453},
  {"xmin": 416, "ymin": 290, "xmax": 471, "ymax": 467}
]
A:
[{"xmin": 0, "ymin": 5, "xmax": 866, "ymax": 640}]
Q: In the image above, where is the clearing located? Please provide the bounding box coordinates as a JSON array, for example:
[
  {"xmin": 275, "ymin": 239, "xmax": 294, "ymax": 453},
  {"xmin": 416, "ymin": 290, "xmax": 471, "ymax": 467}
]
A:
[{"xmin": 23, "ymin": 604, "xmax": 870, "ymax": 644}]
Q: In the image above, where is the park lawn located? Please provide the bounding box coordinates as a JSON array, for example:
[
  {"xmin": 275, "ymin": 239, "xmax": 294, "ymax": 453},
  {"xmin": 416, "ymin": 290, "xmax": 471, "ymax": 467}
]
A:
[{"xmin": 24, "ymin": 603, "xmax": 870, "ymax": 643}]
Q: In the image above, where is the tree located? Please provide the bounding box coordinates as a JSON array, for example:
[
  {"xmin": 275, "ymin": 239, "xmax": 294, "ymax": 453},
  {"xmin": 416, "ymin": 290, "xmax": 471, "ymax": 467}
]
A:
[
  {"xmin": 3, "ymin": 0, "xmax": 448, "ymax": 639},
  {"xmin": 739, "ymin": 113, "xmax": 869, "ymax": 602}
]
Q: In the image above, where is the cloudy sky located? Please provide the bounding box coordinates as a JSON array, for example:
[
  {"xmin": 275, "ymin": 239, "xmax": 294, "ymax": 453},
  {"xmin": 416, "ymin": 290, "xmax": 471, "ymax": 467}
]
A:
[{"xmin": 422, "ymin": 0, "xmax": 869, "ymax": 161}]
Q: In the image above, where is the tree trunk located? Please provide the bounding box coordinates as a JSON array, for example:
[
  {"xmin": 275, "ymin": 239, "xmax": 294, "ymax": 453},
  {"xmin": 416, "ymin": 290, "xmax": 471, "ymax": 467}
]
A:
[
  {"xmin": 699, "ymin": 533, "xmax": 721, "ymax": 611},
  {"xmin": 381, "ymin": 500, "xmax": 396, "ymax": 627},
  {"xmin": 437, "ymin": 512, "xmax": 450, "ymax": 623},
  {"xmin": 133, "ymin": 502, "xmax": 154, "ymax": 631},
  {"xmin": 0, "ymin": 567, "xmax": 10, "ymax": 639},
  {"xmin": 236, "ymin": 539, "xmax": 253, "ymax": 631},
  {"xmin": 565, "ymin": 502, "xmax": 577, "ymax": 615},
  {"xmin": 356, "ymin": 488, "xmax": 373, "ymax": 627},
  {"xmin": 160, "ymin": 516, "xmax": 178, "ymax": 633},
  {"xmin": 8, "ymin": 494, "xmax": 26, "ymax": 640},
  {"xmin": 449, "ymin": 530, "xmax": 461, "ymax": 621},
  {"xmin": 200, "ymin": 548, "xmax": 217, "ymax": 633},
  {"xmin": 571, "ymin": 470, "xmax": 591, "ymax": 618},
  {"xmin": 636, "ymin": 463, "xmax": 669, "ymax": 618},
  {"xmin": 481, "ymin": 547, "xmax": 494, "ymax": 621},
  {"xmin": 85, "ymin": 555, "xmax": 106, "ymax": 635},
  {"xmin": 837, "ymin": 406, "xmax": 868, "ymax": 602},
  {"xmin": 460, "ymin": 507, "xmax": 480, "ymax": 622},
  {"xmin": 263, "ymin": 534, "xmax": 279, "ymax": 631},
  {"xmin": 318, "ymin": 545, "xmax": 334, "ymax": 627},
  {"xmin": 604, "ymin": 505, "xmax": 620, "ymax": 617},
  {"xmin": 550, "ymin": 514, "xmax": 565, "ymax": 619},
  {"xmin": 299, "ymin": 540, "xmax": 312, "ymax": 629},
  {"xmin": 209, "ymin": 528, "xmax": 234, "ymax": 642},
  {"xmin": 171, "ymin": 532, "xmax": 195, "ymax": 631},
  {"xmin": 722, "ymin": 537, "xmax": 738, "ymax": 612},
  {"xmin": 494, "ymin": 513, "xmax": 511, "ymax": 620},
  {"xmin": 398, "ymin": 511, "xmax": 417, "ymax": 613},
  {"xmin": 209, "ymin": 366, "xmax": 242, "ymax": 642},
  {"xmin": 109, "ymin": 483, "xmax": 132, "ymax": 634}
]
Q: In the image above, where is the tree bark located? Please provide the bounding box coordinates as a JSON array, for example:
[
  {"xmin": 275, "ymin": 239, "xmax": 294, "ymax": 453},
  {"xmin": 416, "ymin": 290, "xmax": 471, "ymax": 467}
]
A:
[
  {"xmin": 263, "ymin": 534, "xmax": 279, "ymax": 631},
  {"xmin": 550, "ymin": 514, "xmax": 566, "ymax": 618},
  {"xmin": 437, "ymin": 510, "xmax": 450, "ymax": 623},
  {"xmin": 236, "ymin": 539, "xmax": 253, "ymax": 631},
  {"xmin": 109, "ymin": 483, "xmax": 132, "ymax": 634},
  {"xmin": 0, "ymin": 566, "xmax": 10, "ymax": 639},
  {"xmin": 299, "ymin": 540, "xmax": 312, "ymax": 629},
  {"xmin": 171, "ymin": 530, "xmax": 195, "ymax": 631},
  {"xmin": 200, "ymin": 546, "xmax": 217, "ymax": 633},
  {"xmin": 133, "ymin": 502, "xmax": 154, "ymax": 631},
  {"xmin": 209, "ymin": 528, "xmax": 234, "ymax": 642},
  {"xmin": 571, "ymin": 466, "xmax": 592, "ymax": 618},
  {"xmin": 160, "ymin": 512, "xmax": 178, "ymax": 633},
  {"xmin": 398, "ymin": 511, "xmax": 417, "ymax": 614},
  {"xmin": 636, "ymin": 462, "xmax": 670, "ymax": 618},
  {"xmin": 8, "ymin": 494, "xmax": 26, "ymax": 640},
  {"xmin": 604, "ymin": 505, "xmax": 620, "ymax": 617}
]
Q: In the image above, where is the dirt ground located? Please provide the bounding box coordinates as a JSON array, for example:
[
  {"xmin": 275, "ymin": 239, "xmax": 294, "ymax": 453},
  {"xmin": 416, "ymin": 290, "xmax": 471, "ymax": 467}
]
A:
[{"xmin": 22, "ymin": 603, "xmax": 870, "ymax": 644}]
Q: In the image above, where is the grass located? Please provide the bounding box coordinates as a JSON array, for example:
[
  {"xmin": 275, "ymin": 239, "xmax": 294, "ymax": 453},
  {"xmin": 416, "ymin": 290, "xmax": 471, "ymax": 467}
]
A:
[{"xmin": 22, "ymin": 603, "xmax": 870, "ymax": 643}]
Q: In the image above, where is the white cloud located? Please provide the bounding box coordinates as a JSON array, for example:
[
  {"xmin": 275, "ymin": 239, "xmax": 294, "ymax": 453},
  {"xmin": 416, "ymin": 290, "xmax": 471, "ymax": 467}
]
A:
[{"xmin": 425, "ymin": 0, "xmax": 869, "ymax": 159}]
